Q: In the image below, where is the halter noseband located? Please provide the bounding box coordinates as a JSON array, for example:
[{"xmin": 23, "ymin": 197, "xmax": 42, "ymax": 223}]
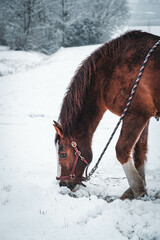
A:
[{"xmin": 56, "ymin": 141, "xmax": 89, "ymax": 184}]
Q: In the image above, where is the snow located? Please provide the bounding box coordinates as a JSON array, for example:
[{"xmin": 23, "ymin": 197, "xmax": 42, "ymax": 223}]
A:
[
  {"xmin": 0, "ymin": 46, "xmax": 10, "ymax": 51},
  {"xmin": 0, "ymin": 26, "xmax": 160, "ymax": 240},
  {"xmin": 0, "ymin": 50, "xmax": 47, "ymax": 76}
]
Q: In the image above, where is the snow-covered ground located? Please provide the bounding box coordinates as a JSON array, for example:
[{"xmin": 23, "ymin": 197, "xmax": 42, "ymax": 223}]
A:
[{"xmin": 0, "ymin": 26, "xmax": 160, "ymax": 240}]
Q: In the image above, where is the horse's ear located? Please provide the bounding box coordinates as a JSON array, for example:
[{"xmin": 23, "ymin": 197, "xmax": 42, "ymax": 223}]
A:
[{"xmin": 53, "ymin": 121, "xmax": 63, "ymax": 138}]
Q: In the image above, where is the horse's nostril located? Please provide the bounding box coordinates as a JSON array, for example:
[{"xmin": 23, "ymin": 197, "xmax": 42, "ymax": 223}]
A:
[
  {"xmin": 59, "ymin": 182, "xmax": 67, "ymax": 187},
  {"xmin": 68, "ymin": 182, "xmax": 76, "ymax": 191}
]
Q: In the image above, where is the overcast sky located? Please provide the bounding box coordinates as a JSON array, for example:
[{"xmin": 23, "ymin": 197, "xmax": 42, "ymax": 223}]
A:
[{"xmin": 128, "ymin": 0, "xmax": 160, "ymax": 26}]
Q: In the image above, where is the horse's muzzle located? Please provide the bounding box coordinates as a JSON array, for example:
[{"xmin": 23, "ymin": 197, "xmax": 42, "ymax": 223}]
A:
[{"xmin": 59, "ymin": 181, "xmax": 76, "ymax": 191}]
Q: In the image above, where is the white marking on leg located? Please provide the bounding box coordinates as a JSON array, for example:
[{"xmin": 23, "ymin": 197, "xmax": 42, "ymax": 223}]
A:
[{"xmin": 122, "ymin": 158, "xmax": 146, "ymax": 198}]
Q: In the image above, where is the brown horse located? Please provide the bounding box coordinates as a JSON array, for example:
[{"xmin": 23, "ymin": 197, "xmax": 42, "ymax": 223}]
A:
[{"xmin": 54, "ymin": 30, "xmax": 160, "ymax": 199}]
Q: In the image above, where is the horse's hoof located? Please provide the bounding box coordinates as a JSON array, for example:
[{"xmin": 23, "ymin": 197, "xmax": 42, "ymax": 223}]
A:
[
  {"xmin": 135, "ymin": 190, "xmax": 148, "ymax": 199},
  {"xmin": 120, "ymin": 188, "xmax": 134, "ymax": 200}
]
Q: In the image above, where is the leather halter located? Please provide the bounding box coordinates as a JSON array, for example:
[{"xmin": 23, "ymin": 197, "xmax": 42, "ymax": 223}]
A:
[{"xmin": 56, "ymin": 141, "xmax": 89, "ymax": 184}]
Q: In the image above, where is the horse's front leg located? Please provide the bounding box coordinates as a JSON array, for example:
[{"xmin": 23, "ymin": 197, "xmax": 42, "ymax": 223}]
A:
[
  {"xmin": 116, "ymin": 113, "xmax": 150, "ymax": 199},
  {"xmin": 120, "ymin": 122, "xmax": 149, "ymax": 200},
  {"xmin": 122, "ymin": 158, "xmax": 146, "ymax": 199}
]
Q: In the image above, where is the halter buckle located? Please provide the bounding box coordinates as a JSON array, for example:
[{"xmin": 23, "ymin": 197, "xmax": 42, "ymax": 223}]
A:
[
  {"xmin": 69, "ymin": 174, "xmax": 75, "ymax": 180},
  {"xmin": 71, "ymin": 141, "xmax": 77, "ymax": 148}
]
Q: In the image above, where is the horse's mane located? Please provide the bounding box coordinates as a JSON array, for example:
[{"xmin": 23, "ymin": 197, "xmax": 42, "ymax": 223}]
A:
[{"xmin": 57, "ymin": 30, "xmax": 143, "ymax": 139}]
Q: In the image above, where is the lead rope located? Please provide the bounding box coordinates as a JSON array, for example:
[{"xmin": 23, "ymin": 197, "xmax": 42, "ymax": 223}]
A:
[{"xmin": 86, "ymin": 39, "xmax": 160, "ymax": 181}]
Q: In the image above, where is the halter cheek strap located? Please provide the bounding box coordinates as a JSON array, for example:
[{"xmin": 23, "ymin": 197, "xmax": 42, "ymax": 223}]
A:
[
  {"xmin": 56, "ymin": 141, "xmax": 89, "ymax": 183},
  {"xmin": 71, "ymin": 141, "xmax": 88, "ymax": 165}
]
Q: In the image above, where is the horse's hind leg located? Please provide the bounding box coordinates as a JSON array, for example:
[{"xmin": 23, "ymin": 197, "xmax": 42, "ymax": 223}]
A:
[
  {"xmin": 133, "ymin": 122, "xmax": 149, "ymax": 183},
  {"xmin": 116, "ymin": 113, "xmax": 150, "ymax": 199},
  {"xmin": 120, "ymin": 122, "xmax": 149, "ymax": 200}
]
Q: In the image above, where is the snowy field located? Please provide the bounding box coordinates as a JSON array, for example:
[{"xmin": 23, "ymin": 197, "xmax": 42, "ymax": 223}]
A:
[{"xmin": 0, "ymin": 26, "xmax": 160, "ymax": 240}]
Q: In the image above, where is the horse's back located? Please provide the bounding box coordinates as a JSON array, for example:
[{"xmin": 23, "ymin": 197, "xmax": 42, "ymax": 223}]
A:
[
  {"xmin": 132, "ymin": 32, "xmax": 160, "ymax": 117},
  {"xmin": 106, "ymin": 31, "xmax": 160, "ymax": 117}
]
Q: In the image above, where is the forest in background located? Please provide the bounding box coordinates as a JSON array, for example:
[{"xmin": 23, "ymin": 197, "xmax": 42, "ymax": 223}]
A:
[{"xmin": 0, "ymin": 0, "xmax": 128, "ymax": 54}]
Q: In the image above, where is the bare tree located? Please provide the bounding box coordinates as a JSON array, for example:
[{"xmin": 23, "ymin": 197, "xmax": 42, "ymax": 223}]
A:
[
  {"xmin": 63, "ymin": 0, "xmax": 129, "ymax": 47},
  {"xmin": 0, "ymin": 0, "xmax": 61, "ymax": 53},
  {"xmin": 0, "ymin": 0, "xmax": 129, "ymax": 53},
  {"xmin": 0, "ymin": 0, "xmax": 34, "ymax": 50}
]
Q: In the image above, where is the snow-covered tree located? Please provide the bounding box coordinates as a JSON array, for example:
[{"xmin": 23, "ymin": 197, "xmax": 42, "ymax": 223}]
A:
[
  {"xmin": 0, "ymin": 0, "xmax": 34, "ymax": 50},
  {"xmin": 26, "ymin": 0, "xmax": 62, "ymax": 53},
  {"xmin": 0, "ymin": 0, "xmax": 129, "ymax": 53},
  {"xmin": 61, "ymin": 0, "xmax": 129, "ymax": 47},
  {"xmin": 0, "ymin": 0, "xmax": 61, "ymax": 53}
]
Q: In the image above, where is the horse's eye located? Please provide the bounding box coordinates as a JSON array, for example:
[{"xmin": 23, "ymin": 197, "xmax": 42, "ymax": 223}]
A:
[{"xmin": 60, "ymin": 153, "xmax": 67, "ymax": 159}]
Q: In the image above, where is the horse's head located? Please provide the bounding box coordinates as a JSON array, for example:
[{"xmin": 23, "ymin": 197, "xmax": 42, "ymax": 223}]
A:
[{"xmin": 53, "ymin": 121, "xmax": 92, "ymax": 191}]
